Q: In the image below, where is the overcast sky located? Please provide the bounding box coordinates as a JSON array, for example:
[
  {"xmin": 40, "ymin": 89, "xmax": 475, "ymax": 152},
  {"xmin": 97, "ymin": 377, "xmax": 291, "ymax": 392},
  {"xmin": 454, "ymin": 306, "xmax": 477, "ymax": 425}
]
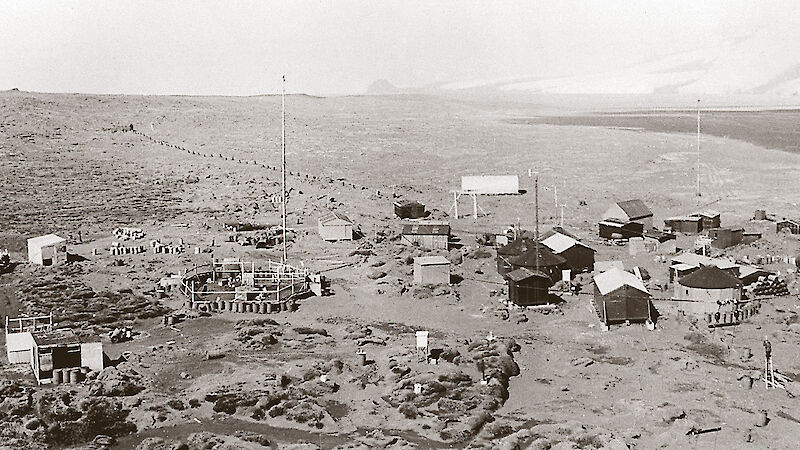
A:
[{"xmin": 0, "ymin": 1, "xmax": 792, "ymax": 95}]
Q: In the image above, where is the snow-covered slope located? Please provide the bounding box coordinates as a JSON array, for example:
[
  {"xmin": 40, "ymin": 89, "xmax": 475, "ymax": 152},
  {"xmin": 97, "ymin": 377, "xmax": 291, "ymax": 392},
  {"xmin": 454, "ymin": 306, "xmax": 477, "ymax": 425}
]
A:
[{"xmin": 439, "ymin": 28, "xmax": 800, "ymax": 96}]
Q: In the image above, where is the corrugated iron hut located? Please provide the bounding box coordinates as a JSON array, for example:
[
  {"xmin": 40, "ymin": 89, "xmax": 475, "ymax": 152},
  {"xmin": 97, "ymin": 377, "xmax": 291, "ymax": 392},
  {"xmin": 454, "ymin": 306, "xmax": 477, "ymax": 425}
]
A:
[
  {"xmin": 401, "ymin": 222, "xmax": 450, "ymax": 250},
  {"xmin": 507, "ymin": 242, "xmax": 568, "ymax": 282},
  {"xmin": 603, "ymin": 199, "xmax": 654, "ymax": 230},
  {"xmin": 689, "ymin": 211, "xmax": 721, "ymax": 229},
  {"xmin": 507, "ymin": 267, "xmax": 553, "ymax": 306},
  {"xmin": 27, "ymin": 234, "xmax": 67, "ymax": 266},
  {"xmin": 541, "ymin": 232, "xmax": 595, "ymax": 273},
  {"xmin": 598, "ymin": 219, "xmax": 644, "ymax": 239},
  {"xmin": 393, "ymin": 201, "xmax": 426, "ymax": 219},
  {"xmin": 317, "ymin": 212, "xmax": 354, "ymax": 241},
  {"xmin": 413, "ymin": 256, "xmax": 451, "ymax": 285},
  {"xmin": 776, "ymin": 219, "xmax": 800, "ymax": 234},
  {"xmin": 674, "ymin": 265, "xmax": 742, "ymax": 314},
  {"xmin": 664, "ymin": 216, "xmax": 703, "ymax": 234},
  {"xmin": 593, "ymin": 268, "xmax": 653, "ymax": 325}
]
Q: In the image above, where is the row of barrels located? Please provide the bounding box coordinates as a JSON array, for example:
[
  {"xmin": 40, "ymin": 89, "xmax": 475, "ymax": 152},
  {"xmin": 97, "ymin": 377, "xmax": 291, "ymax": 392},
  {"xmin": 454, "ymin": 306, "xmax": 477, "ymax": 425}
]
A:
[
  {"xmin": 187, "ymin": 299, "xmax": 297, "ymax": 314},
  {"xmin": 706, "ymin": 303, "xmax": 761, "ymax": 327},
  {"xmin": 52, "ymin": 366, "xmax": 89, "ymax": 384}
]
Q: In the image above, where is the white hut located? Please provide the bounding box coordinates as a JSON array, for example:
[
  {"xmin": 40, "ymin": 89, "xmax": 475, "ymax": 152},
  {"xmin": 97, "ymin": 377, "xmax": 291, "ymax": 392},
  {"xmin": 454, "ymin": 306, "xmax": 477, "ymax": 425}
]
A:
[
  {"xmin": 317, "ymin": 212, "xmax": 354, "ymax": 241},
  {"xmin": 27, "ymin": 234, "xmax": 67, "ymax": 266},
  {"xmin": 413, "ymin": 256, "xmax": 451, "ymax": 285}
]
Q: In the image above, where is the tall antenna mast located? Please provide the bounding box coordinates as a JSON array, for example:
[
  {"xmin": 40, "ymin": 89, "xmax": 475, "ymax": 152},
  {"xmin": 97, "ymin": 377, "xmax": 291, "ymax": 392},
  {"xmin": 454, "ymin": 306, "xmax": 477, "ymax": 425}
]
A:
[
  {"xmin": 696, "ymin": 99, "xmax": 701, "ymax": 199},
  {"xmin": 281, "ymin": 76, "xmax": 288, "ymax": 263},
  {"xmin": 534, "ymin": 172, "xmax": 540, "ymax": 274}
]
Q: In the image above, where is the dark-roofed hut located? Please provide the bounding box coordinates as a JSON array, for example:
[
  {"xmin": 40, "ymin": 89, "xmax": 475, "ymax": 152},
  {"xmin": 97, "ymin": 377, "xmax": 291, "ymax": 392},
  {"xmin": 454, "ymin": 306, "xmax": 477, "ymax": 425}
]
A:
[
  {"xmin": 664, "ymin": 216, "xmax": 703, "ymax": 234},
  {"xmin": 496, "ymin": 237, "xmax": 537, "ymax": 276},
  {"xmin": 393, "ymin": 201, "xmax": 426, "ymax": 219},
  {"xmin": 507, "ymin": 242, "xmax": 568, "ymax": 282},
  {"xmin": 603, "ymin": 199, "xmax": 654, "ymax": 229},
  {"xmin": 598, "ymin": 219, "xmax": 644, "ymax": 239},
  {"xmin": 507, "ymin": 268, "xmax": 553, "ymax": 306},
  {"xmin": 674, "ymin": 265, "xmax": 742, "ymax": 314}
]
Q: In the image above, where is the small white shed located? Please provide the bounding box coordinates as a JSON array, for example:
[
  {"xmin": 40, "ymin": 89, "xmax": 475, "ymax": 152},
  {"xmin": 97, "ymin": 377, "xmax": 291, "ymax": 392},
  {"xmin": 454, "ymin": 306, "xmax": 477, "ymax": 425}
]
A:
[
  {"xmin": 413, "ymin": 256, "xmax": 451, "ymax": 285},
  {"xmin": 27, "ymin": 234, "xmax": 67, "ymax": 266},
  {"xmin": 318, "ymin": 212, "xmax": 354, "ymax": 241}
]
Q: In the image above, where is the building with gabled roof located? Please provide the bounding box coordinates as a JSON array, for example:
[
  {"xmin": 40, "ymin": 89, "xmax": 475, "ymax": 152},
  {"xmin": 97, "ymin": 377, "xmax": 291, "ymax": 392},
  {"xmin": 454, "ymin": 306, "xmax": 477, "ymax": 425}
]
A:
[
  {"xmin": 318, "ymin": 211, "xmax": 354, "ymax": 241},
  {"xmin": 541, "ymin": 232, "xmax": 595, "ymax": 273},
  {"xmin": 401, "ymin": 221, "xmax": 450, "ymax": 250},
  {"xmin": 603, "ymin": 199, "xmax": 653, "ymax": 229},
  {"xmin": 506, "ymin": 267, "xmax": 553, "ymax": 306},
  {"xmin": 496, "ymin": 237, "xmax": 537, "ymax": 276},
  {"xmin": 540, "ymin": 226, "xmax": 580, "ymax": 241},
  {"xmin": 27, "ymin": 234, "xmax": 67, "ymax": 266},
  {"xmin": 776, "ymin": 219, "xmax": 800, "ymax": 235},
  {"xmin": 592, "ymin": 267, "xmax": 653, "ymax": 326},
  {"xmin": 507, "ymin": 242, "xmax": 568, "ymax": 282}
]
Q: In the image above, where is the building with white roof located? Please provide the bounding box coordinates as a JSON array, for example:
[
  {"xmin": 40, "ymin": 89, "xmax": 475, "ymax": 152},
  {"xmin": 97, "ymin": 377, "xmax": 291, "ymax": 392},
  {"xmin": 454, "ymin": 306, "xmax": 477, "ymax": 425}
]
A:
[
  {"xmin": 27, "ymin": 234, "xmax": 67, "ymax": 266},
  {"xmin": 541, "ymin": 232, "xmax": 595, "ymax": 273},
  {"xmin": 592, "ymin": 267, "xmax": 653, "ymax": 326}
]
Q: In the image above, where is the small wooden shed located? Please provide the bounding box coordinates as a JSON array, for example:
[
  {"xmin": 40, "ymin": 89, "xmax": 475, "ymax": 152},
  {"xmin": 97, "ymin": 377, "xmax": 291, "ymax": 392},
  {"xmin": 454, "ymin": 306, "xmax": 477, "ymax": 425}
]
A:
[
  {"xmin": 413, "ymin": 256, "xmax": 451, "ymax": 285},
  {"xmin": 401, "ymin": 222, "xmax": 450, "ymax": 250},
  {"xmin": 394, "ymin": 201, "xmax": 426, "ymax": 219},
  {"xmin": 317, "ymin": 212, "xmax": 353, "ymax": 241},
  {"xmin": 664, "ymin": 216, "xmax": 703, "ymax": 234},
  {"xmin": 689, "ymin": 211, "xmax": 721, "ymax": 229},
  {"xmin": 708, "ymin": 227, "xmax": 743, "ymax": 249},
  {"xmin": 507, "ymin": 267, "xmax": 553, "ymax": 306},
  {"xmin": 27, "ymin": 234, "xmax": 67, "ymax": 266},
  {"xmin": 598, "ymin": 219, "xmax": 643, "ymax": 240}
]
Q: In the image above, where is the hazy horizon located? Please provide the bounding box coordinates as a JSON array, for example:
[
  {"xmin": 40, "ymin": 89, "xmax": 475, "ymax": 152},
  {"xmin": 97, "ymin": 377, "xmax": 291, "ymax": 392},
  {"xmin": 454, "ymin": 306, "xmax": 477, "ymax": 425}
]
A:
[{"xmin": 1, "ymin": 1, "xmax": 798, "ymax": 96}]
